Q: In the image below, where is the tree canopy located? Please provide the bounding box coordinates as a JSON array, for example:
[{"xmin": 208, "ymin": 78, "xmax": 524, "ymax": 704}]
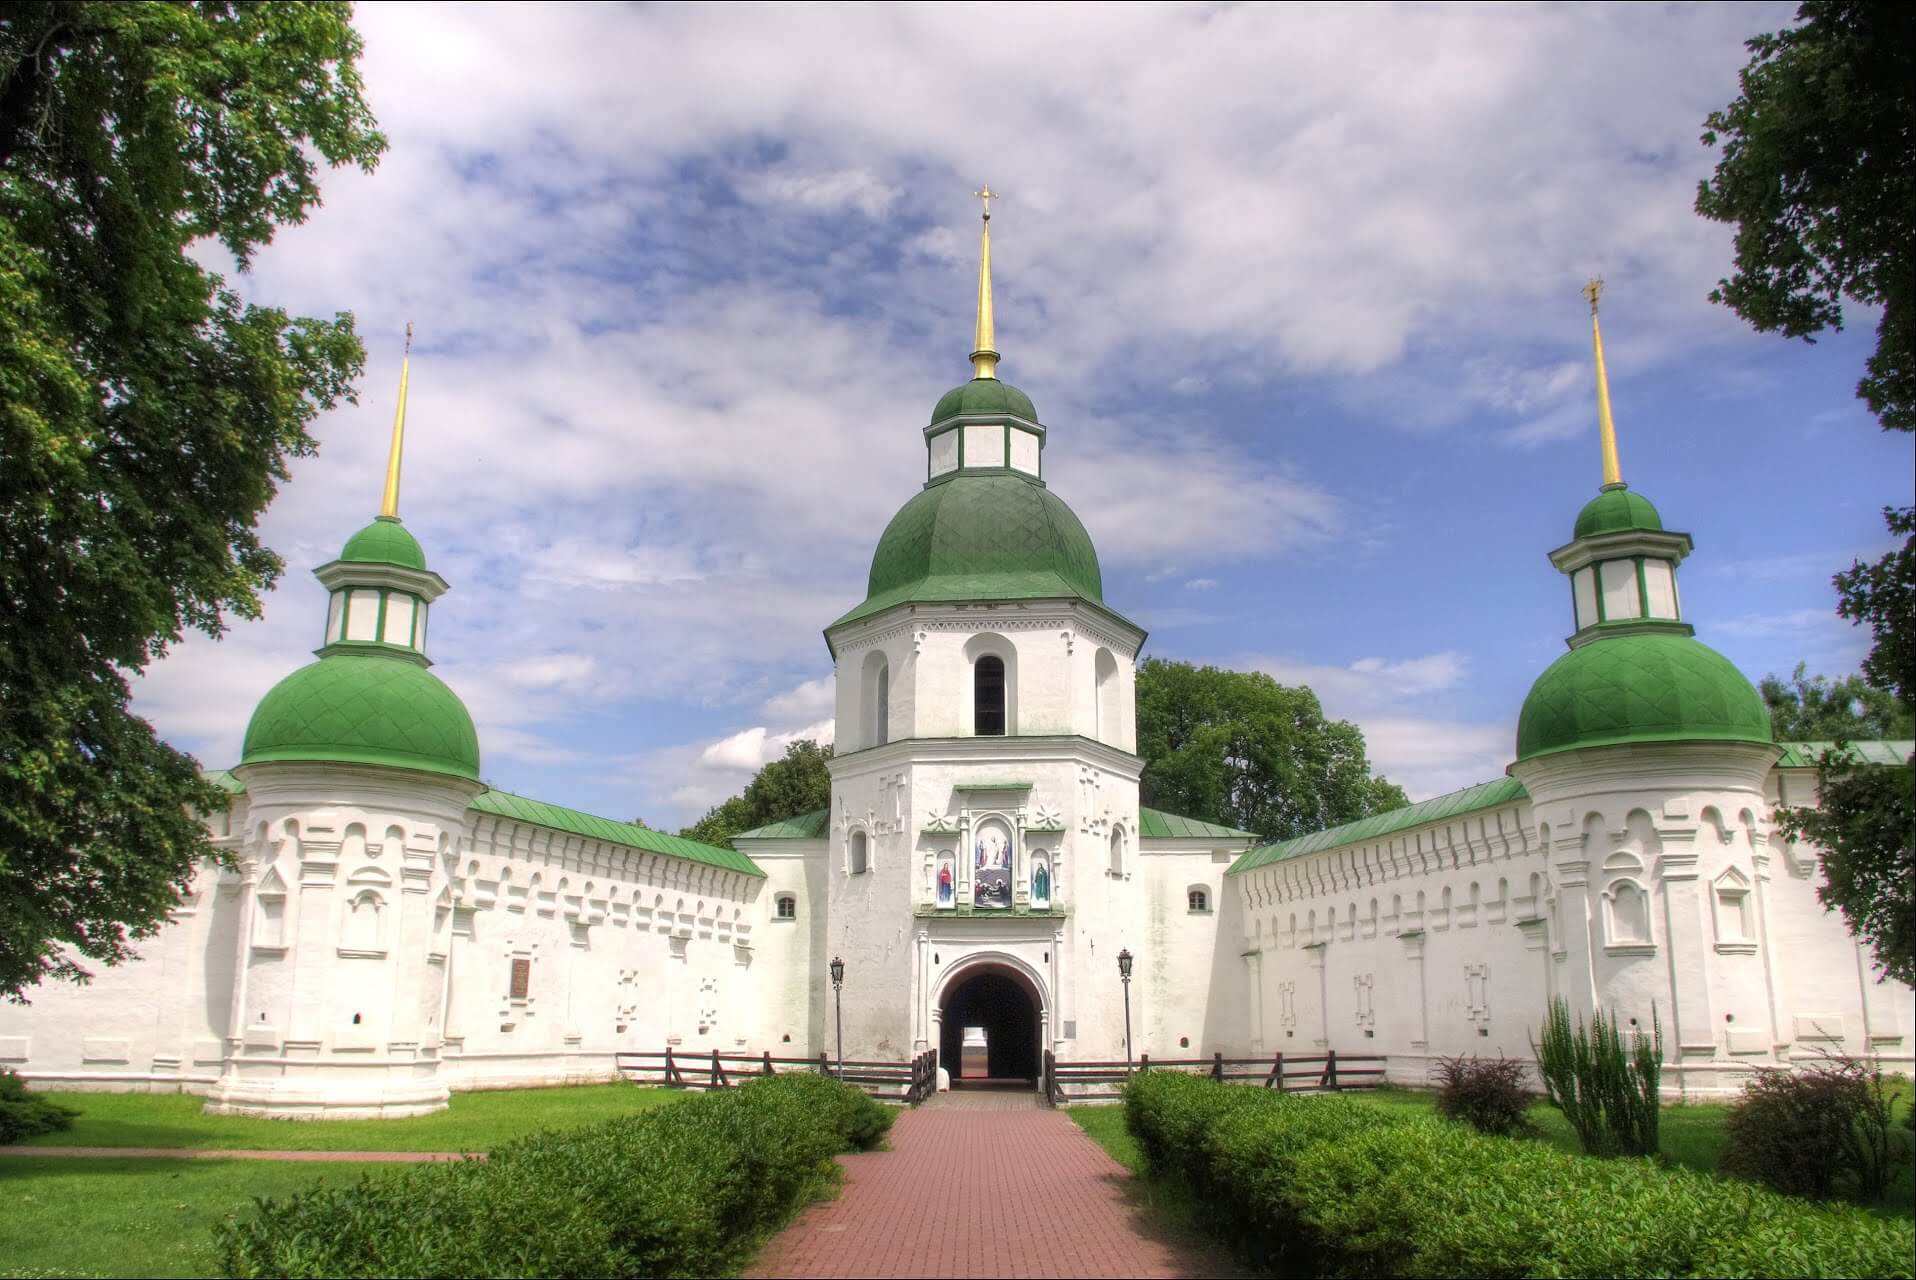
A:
[
  {"xmin": 1135, "ymin": 658, "xmax": 1407, "ymax": 843},
  {"xmin": 680, "ymin": 740, "xmax": 834, "ymax": 849},
  {"xmin": 1761, "ymin": 663, "xmax": 1914, "ymax": 742},
  {"xmin": 0, "ymin": 1, "xmax": 383, "ymax": 999},
  {"xmin": 1699, "ymin": 1, "xmax": 1916, "ymax": 985}
]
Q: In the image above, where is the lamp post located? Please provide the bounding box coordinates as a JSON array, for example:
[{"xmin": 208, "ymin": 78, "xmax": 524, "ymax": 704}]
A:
[
  {"xmin": 829, "ymin": 955, "xmax": 845, "ymax": 1080},
  {"xmin": 1117, "ymin": 948, "xmax": 1134, "ymax": 1074}
]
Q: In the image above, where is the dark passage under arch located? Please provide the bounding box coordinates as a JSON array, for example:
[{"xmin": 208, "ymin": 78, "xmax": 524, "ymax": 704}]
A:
[{"xmin": 940, "ymin": 968, "xmax": 1039, "ymax": 1084}]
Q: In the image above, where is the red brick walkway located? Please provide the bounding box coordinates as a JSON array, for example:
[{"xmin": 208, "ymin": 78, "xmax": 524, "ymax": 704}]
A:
[{"xmin": 749, "ymin": 1103, "xmax": 1234, "ymax": 1278}]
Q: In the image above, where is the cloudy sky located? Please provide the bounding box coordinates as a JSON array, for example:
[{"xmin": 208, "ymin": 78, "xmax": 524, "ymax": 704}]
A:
[{"xmin": 136, "ymin": 2, "xmax": 1911, "ymax": 828}]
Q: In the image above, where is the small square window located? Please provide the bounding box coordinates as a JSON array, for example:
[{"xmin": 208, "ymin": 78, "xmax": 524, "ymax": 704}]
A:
[
  {"xmin": 1187, "ymin": 889, "xmax": 1209, "ymax": 913},
  {"xmin": 775, "ymin": 895, "xmax": 797, "ymax": 920}
]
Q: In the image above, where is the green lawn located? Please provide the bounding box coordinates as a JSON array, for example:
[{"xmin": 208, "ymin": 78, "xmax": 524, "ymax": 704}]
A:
[
  {"xmin": 0, "ymin": 1156, "xmax": 394, "ymax": 1279},
  {"xmin": 1067, "ymin": 1084, "xmax": 1915, "ymax": 1222},
  {"xmin": 14, "ymin": 1082, "xmax": 681, "ymax": 1152}
]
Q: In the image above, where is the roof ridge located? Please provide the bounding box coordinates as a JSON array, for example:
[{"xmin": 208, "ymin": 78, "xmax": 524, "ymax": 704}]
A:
[
  {"xmin": 471, "ymin": 788, "xmax": 763, "ymax": 877},
  {"xmin": 1228, "ymin": 775, "xmax": 1529, "ymax": 876}
]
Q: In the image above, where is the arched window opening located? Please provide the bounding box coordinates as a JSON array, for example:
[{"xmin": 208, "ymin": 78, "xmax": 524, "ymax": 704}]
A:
[
  {"xmin": 1108, "ymin": 827, "xmax": 1124, "ymax": 877},
  {"xmin": 1606, "ymin": 880, "xmax": 1652, "ymax": 947},
  {"xmin": 1095, "ymin": 648, "xmax": 1121, "ymax": 745},
  {"xmin": 875, "ymin": 666, "xmax": 890, "ymax": 746},
  {"xmin": 974, "ymin": 655, "xmax": 1006, "ymax": 736},
  {"xmin": 848, "ymin": 830, "xmax": 869, "ymax": 876},
  {"xmin": 1187, "ymin": 887, "xmax": 1210, "ymax": 914},
  {"xmin": 775, "ymin": 894, "xmax": 797, "ymax": 920}
]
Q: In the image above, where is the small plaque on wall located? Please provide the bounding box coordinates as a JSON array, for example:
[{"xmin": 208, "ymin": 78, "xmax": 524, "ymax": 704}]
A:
[{"xmin": 509, "ymin": 957, "xmax": 531, "ymax": 1000}]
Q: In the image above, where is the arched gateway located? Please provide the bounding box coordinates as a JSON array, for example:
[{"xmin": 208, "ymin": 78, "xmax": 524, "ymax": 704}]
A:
[{"xmin": 932, "ymin": 955, "xmax": 1046, "ymax": 1087}]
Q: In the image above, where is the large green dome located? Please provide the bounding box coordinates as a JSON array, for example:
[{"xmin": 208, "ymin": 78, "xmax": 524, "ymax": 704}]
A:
[
  {"xmin": 339, "ymin": 516, "xmax": 428, "ymax": 570},
  {"xmin": 1516, "ymin": 632, "xmax": 1770, "ymax": 761},
  {"xmin": 1573, "ymin": 487, "xmax": 1662, "ymax": 540},
  {"xmin": 835, "ymin": 473, "xmax": 1101, "ymax": 627},
  {"xmin": 242, "ymin": 653, "xmax": 480, "ymax": 780},
  {"xmin": 930, "ymin": 378, "xmax": 1038, "ymax": 425}
]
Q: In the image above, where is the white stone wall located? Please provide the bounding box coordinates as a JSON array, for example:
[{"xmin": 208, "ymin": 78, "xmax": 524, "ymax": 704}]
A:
[{"xmin": 1234, "ymin": 745, "xmax": 1913, "ymax": 1094}]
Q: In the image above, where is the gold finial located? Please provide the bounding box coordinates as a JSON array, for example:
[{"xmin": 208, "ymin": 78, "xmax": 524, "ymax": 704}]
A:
[
  {"xmin": 378, "ymin": 323, "xmax": 413, "ymax": 519},
  {"xmin": 970, "ymin": 186, "xmax": 1000, "ymax": 379},
  {"xmin": 1584, "ymin": 278, "xmax": 1623, "ymax": 488}
]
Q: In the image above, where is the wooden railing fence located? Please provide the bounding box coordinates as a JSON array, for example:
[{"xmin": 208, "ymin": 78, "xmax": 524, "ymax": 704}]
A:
[
  {"xmin": 616, "ymin": 1047, "xmax": 939, "ymax": 1104},
  {"xmin": 1042, "ymin": 1048, "xmax": 1386, "ymax": 1104}
]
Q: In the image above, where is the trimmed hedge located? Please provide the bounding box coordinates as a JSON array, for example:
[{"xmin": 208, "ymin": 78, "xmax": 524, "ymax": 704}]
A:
[
  {"xmin": 1121, "ymin": 1073, "xmax": 1914, "ymax": 1279},
  {"xmin": 0, "ymin": 1068, "xmax": 80, "ymax": 1143},
  {"xmin": 216, "ymin": 1074, "xmax": 892, "ymax": 1278}
]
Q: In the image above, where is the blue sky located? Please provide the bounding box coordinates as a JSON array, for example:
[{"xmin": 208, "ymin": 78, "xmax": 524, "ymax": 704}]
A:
[{"xmin": 137, "ymin": 2, "xmax": 1913, "ymax": 828}]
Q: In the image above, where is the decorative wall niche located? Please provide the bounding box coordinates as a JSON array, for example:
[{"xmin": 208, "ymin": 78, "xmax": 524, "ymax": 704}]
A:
[
  {"xmin": 338, "ymin": 889, "xmax": 386, "ymax": 957},
  {"xmin": 1602, "ymin": 879, "xmax": 1655, "ymax": 953},
  {"xmin": 1712, "ymin": 867, "xmax": 1757, "ymax": 953}
]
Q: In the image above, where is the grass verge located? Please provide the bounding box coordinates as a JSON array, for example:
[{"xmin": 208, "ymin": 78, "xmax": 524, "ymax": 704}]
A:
[
  {"xmin": 0, "ymin": 1157, "xmax": 393, "ymax": 1279},
  {"xmin": 13, "ymin": 1083, "xmax": 681, "ymax": 1152}
]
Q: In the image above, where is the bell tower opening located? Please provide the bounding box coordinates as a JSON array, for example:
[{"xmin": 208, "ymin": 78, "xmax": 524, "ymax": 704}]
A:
[{"xmin": 939, "ymin": 965, "xmax": 1040, "ymax": 1086}]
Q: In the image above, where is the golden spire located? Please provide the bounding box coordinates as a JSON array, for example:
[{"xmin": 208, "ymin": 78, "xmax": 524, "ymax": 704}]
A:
[
  {"xmin": 378, "ymin": 323, "xmax": 413, "ymax": 519},
  {"xmin": 1583, "ymin": 278, "xmax": 1623, "ymax": 488},
  {"xmin": 970, "ymin": 185, "xmax": 1000, "ymax": 379}
]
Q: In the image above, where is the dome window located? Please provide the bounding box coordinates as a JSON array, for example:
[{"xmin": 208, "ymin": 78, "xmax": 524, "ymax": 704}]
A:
[{"xmin": 974, "ymin": 655, "xmax": 1006, "ymax": 736}]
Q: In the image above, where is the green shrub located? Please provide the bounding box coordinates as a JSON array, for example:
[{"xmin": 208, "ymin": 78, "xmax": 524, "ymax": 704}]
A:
[
  {"xmin": 1533, "ymin": 996, "xmax": 1661, "ymax": 1156},
  {"xmin": 1123, "ymin": 1069, "xmax": 1271, "ymax": 1186},
  {"xmin": 1432, "ymin": 1054, "xmax": 1534, "ymax": 1137},
  {"xmin": 1721, "ymin": 1054, "xmax": 1904, "ymax": 1203},
  {"xmin": 1121, "ymin": 1072, "xmax": 1916, "ymax": 1280},
  {"xmin": 0, "ymin": 1069, "xmax": 79, "ymax": 1142},
  {"xmin": 215, "ymin": 1073, "xmax": 891, "ymax": 1278}
]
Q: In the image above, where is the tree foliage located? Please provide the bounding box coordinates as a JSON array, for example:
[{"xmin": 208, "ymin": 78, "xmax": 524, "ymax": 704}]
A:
[
  {"xmin": 1761, "ymin": 662, "xmax": 1914, "ymax": 741},
  {"xmin": 1134, "ymin": 658, "xmax": 1407, "ymax": 843},
  {"xmin": 0, "ymin": 2, "xmax": 384, "ymax": 999},
  {"xmin": 680, "ymin": 740, "xmax": 834, "ymax": 850}
]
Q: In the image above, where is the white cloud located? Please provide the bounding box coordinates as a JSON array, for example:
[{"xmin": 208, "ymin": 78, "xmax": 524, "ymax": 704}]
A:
[
  {"xmin": 698, "ymin": 718, "xmax": 835, "ymax": 772},
  {"xmin": 762, "ymin": 677, "xmax": 835, "ymax": 720},
  {"xmin": 1184, "ymin": 577, "xmax": 1219, "ymax": 591}
]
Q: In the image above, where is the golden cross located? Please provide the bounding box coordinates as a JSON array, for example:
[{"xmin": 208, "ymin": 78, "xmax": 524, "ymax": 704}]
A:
[
  {"xmin": 1582, "ymin": 276, "xmax": 1604, "ymax": 314},
  {"xmin": 974, "ymin": 184, "xmax": 1000, "ymax": 221}
]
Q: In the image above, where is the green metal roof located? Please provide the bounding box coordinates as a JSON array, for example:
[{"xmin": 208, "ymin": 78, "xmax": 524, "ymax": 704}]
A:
[
  {"xmin": 1229, "ymin": 777, "xmax": 1529, "ymax": 875},
  {"xmin": 930, "ymin": 378, "xmax": 1038, "ymax": 425},
  {"xmin": 733, "ymin": 809, "xmax": 831, "ymax": 841},
  {"xmin": 339, "ymin": 516, "xmax": 428, "ymax": 570},
  {"xmin": 1516, "ymin": 632, "xmax": 1770, "ymax": 761},
  {"xmin": 1573, "ymin": 486, "xmax": 1663, "ymax": 540},
  {"xmin": 203, "ymin": 769, "xmax": 246, "ymax": 794},
  {"xmin": 1139, "ymin": 807, "xmax": 1257, "ymax": 841},
  {"xmin": 470, "ymin": 790, "xmax": 763, "ymax": 877},
  {"xmin": 833, "ymin": 473, "xmax": 1104, "ymax": 629},
  {"xmin": 1774, "ymin": 740, "xmax": 1914, "ymax": 768},
  {"xmin": 243, "ymin": 652, "xmax": 480, "ymax": 780}
]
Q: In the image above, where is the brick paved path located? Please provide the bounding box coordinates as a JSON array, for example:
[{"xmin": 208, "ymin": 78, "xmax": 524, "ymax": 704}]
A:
[{"xmin": 750, "ymin": 1102, "xmax": 1235, "ymax": 1278}]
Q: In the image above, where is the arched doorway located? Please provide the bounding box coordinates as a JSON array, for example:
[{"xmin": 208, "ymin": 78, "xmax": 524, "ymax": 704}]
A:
[{"xmin": 939, "ymin": 964, "xmax": 1041, "ymax": 1085}]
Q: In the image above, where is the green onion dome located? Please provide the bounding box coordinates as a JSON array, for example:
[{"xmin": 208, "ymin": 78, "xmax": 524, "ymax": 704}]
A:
[
  {"xmin": 242, "ymin": 652, "xmax": 480, "ymax": 780},
  {"xmin": 1515, "ymin": 632, "xmax": 1770, "ymax": 762},
  {"xmin": 339, "ymin": 515, "xmax": 428, "ymax": 570},
  {"xmin": 930, "ymin": 378, "xmax": 1038, "ymax": 425},
  {"xmin": 1573, "ymin": 486, "xmax": 1662, "ymax": 540},
  {"xmin": 834, "ymin": 473, "xmax": 1102, "ymax": 628}
]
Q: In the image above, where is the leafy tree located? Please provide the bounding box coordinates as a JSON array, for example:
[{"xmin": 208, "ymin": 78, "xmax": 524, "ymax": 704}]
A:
[
  {"xmin": 1134, "ymin": 658, "xmax": 1407, "ymax": 843},
  {"xmin": 681, "ymin": 740, "xmax": 834, "ymax": 849},
  {"xmin": 1698, "ymin": 1, "xmax": 1915, "ymax": 986},
  {"xmin": 1761, "ymin": 663, "xmax": 1914, "ymax": 741},
  {"xmin": 0, "ymin": 2, "xmax": 383, "ymax": 999}
]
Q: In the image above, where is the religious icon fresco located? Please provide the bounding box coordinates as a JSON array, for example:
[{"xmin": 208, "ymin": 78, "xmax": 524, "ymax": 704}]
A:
[
  {"xmin": 973, "ymin": 822, "xmax": 1012, "ymax": 908},
  {"xmin": 937, "ymin": 857, "xmax": 954, "ymax": 907},
  {"xmin": 1031, "ymin": 855, "xmax": 1050, "ymax": 908}
]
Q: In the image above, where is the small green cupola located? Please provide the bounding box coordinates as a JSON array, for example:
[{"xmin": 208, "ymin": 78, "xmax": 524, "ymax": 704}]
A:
[
  {"xmin": 1514, "ymin": 283, "xmax": 1768, "ymax": 763},
  {"xmin": 241, "ymin": 329, "xmax": 480, "ymax": 781}
]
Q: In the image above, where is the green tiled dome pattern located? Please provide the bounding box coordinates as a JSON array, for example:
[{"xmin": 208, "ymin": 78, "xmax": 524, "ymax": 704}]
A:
[
  {"xmin": 930, "ymin": 378, "xmax": 1038, "ymax": 425},
  {"xmin": 1573, "ymin": 488, "xmax": 1663, "ymax": 540},
  {"xmin": 1516, "ymin": 632, "xmax": 1770, "ymax": 761},
  {"xmin": 243, "ymin": 653, "xmax": 480, "ymax": 779},
  {"xmin": 835, "ymin": 473, "xmax": 1102, "ymax": 628},
  {"xmin": 339, "ymin": 517, "xmax": 428, "ymax": 570}
]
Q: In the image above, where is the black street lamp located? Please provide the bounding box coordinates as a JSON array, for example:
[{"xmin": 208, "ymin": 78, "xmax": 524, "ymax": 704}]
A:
[
  {"xmin": 829, "ymin": 955, "xmax": 846, "ymax": 1079},
  {"xmin": 1117, "ymin": 948, "xmax": 1134, "ymax": 1074}
]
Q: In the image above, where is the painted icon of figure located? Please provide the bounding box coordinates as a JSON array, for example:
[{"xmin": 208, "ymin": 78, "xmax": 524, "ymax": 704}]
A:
[
  {"xmin": 1032, "ymin": 860, "xmax": 1050, "ymax": 904},
  {"xmin": 937, "ymin": 862, "xmax": 953, "ymax": 904}
]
